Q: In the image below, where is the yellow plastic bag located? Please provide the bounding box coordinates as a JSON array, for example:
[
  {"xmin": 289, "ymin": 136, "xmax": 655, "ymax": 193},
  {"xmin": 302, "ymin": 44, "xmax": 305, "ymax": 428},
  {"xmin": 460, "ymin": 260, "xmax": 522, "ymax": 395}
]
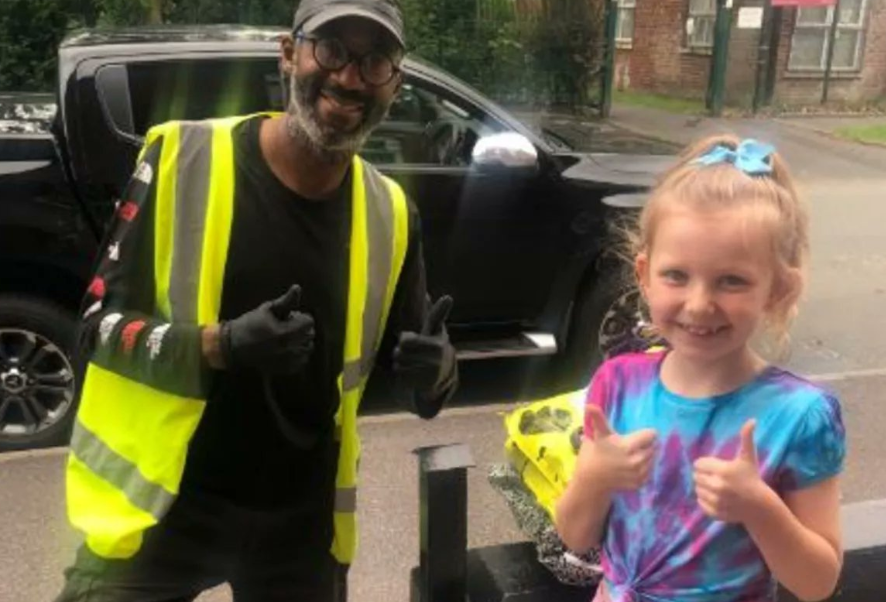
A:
[{"xmin": 503, "ymin": 387, "xmax": 588, "ymax": 520}]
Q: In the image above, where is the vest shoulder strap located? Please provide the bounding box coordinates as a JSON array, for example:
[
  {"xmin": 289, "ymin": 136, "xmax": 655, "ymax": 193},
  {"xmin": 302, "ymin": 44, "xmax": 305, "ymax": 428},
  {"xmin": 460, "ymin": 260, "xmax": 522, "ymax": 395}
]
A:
[{"xmin": 141, "ymin": 112, "xmax": 283, "ymax": 156}]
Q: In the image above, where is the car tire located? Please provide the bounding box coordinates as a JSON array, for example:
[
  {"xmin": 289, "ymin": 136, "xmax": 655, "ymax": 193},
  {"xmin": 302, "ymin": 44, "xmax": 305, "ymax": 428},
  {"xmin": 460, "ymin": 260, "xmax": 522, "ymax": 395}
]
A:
[
  {"xmin": 0, "ymin": 295, "xmax": 78, "ymax": 452},
  {"xmin": 558, "ymin": 263, "xmax": 640, "ymax": 392}
]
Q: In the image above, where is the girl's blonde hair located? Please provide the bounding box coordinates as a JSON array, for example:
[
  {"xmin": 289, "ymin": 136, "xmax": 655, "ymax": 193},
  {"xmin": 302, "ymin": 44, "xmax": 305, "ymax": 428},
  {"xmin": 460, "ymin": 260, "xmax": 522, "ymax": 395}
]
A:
[{"xmin": 633, "ymin": 134, "xmax": 809, "ymax": 357}]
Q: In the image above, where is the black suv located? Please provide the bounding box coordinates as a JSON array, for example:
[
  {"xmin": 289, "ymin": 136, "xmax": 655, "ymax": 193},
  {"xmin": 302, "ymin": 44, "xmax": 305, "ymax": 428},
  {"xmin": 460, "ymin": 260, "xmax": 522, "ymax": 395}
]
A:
[{"xmin": 0, "ymin": 26, "xmax": 674, "ymax": 450}]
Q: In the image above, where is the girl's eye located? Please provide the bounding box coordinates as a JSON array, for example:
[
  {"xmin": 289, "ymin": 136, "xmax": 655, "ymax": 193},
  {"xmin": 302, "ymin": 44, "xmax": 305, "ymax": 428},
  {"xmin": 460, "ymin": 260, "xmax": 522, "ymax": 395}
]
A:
[
  {"xmin": 661, "ymin": 270, "xmax": 687, "ymax": 284},
  {"xmin": 720, "ymin": 275, "xmax": 749, "ymax": 288}
]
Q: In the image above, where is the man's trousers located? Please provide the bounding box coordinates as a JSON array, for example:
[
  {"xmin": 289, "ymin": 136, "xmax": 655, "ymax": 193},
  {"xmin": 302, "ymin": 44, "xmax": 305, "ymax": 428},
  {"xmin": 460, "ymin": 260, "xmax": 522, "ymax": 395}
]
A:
[{"xmin": 55, "ymin": 488, "xmax": 347, "ymax": 602}]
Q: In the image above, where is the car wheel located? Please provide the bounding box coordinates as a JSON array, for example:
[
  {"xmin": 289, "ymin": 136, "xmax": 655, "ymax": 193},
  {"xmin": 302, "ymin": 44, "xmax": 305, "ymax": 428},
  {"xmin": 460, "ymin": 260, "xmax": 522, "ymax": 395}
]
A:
[
  {"xmin": 558, "ymin": 265, "xmax": 644, "ymax": 391},
  {"xmin": 0, "ymin": 295, "xmax": 78, "ymax": 452}
]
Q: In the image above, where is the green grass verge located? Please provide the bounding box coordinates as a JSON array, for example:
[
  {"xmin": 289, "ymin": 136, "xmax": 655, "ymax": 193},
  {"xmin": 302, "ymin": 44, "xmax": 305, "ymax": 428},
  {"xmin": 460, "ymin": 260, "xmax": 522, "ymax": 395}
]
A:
[
  {"xmin": 834, "ymin": 123, "xmax": 886, "ymax": 146},
  {"xmin": 613, "ymin": 90, "xmax": 705, "ymax": 115}
]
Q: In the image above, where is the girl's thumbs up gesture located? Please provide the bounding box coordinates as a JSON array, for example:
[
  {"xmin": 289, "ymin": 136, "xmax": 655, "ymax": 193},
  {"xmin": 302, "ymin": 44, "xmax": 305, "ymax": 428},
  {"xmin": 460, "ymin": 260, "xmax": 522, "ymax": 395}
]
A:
[
  {"xmin": 578, "ymin": 405, "xmax": 658, "ymax": 492},
  {"xmin": 693, "ymin": 419, "xmax": 768, "ymax": 523}
]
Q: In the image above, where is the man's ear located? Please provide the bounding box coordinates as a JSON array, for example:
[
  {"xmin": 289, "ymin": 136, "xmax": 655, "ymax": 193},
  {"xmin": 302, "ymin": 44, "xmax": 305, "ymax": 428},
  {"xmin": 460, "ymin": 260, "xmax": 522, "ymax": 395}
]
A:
[{"xmin": 280, "ymin": 34, "xmax": 296, "ymax": 76}]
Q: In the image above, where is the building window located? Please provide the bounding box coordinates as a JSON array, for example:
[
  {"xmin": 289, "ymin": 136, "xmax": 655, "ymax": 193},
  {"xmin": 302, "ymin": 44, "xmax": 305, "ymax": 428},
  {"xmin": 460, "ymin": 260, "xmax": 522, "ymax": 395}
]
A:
[
  {"xmin": 789, "ymin": 0, "xmax": 868, "ymax": 71},
  {"xmin": 616, "ymin": 0, "xmax": 636, "ymax": 44},
  {"xmin": 686, "ymin": 0, "xmax": 717, "ymax": 49}
]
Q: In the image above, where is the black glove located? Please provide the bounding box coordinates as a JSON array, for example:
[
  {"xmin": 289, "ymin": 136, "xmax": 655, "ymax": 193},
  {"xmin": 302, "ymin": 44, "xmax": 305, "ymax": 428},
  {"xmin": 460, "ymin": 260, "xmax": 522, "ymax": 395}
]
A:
[
  {"xmin": 220, "ymin": 285, "xmax": 315, "ymax": 374},
  {"xmin": 393, "ymin": 296, "xmax": 456, "ymax": 393}
]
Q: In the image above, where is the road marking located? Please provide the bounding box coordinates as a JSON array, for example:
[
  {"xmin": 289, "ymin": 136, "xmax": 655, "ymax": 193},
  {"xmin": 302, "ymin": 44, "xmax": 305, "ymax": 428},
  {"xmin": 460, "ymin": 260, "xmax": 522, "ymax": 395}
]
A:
[
  {"xmin": 807, "ymin": 366, "xmax": 886, "ymax": 383},
  {"xmin": 364, "ymin": 366, "xmax": 886, "ymax": 424},
  {"xmin": 2, "ymin": 367, "xmax": 885, "ymax": 460}
]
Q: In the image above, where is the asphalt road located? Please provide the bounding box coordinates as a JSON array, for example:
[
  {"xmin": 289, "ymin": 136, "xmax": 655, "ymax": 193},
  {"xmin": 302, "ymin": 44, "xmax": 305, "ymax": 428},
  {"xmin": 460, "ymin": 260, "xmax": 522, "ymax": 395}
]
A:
[
  {"xmin": 784, "ymin": 178, "xmax": 886, "ymax": 376},
  {"xmin": 1, "ymin": 123, "xmax": 884, "ymax": 602}
]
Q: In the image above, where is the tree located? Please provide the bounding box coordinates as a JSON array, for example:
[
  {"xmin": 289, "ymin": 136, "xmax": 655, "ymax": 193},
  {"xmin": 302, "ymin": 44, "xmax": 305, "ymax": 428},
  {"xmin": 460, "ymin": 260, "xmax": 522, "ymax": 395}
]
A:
[
  {"xmin": 148, "ymin": 0, "xmax": 163, "ymax": 23},
  {"xmin": 168, "ymin": 0, "xmax": 294, "ymax": 25},
  {"xmin": 400, "ymin": 0, "xmax": 497, "ymax": 88},
  {"xmin": 398, "ymin": 0, "xmax": 605, "ymax": 108},
  {"xmin": 0, "ymin": 0, "xmax": 297, "ymax": 92},
  {"xmin": 95, "ymin": 0, "xmax": 167, "ymax": 26},
  {"xmin": 526, "ymin": 0, "xmax": 604, "ymax": 107},
  {"xmin": 0, "ymin": 0, "xmax": 606, "ymax": 110},
  {"xmin": 0, "ymin": 0, "xmax": 78, "ymax": 91}
]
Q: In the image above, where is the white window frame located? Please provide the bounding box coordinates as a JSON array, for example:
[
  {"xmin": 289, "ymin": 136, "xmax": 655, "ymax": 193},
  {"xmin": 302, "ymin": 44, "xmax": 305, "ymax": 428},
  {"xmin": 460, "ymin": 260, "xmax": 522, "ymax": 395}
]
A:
[
  {"xmin": 686, "ymin": 0, "xmax": 717, "ymax": 50},
  {"xmin": 788, "ymin": 0, "xmax": 868, "ymax": 72},
  {"xmin": 616, "ymin": 0, "xmax": 637, "ymax": 44}
]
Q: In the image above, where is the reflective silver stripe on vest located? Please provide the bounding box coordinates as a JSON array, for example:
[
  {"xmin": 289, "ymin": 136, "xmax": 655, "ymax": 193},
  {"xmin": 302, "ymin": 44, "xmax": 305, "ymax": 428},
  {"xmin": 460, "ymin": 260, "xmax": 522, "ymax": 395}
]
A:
[
  {"xmin": 70, "ymin": 421, "xmax": 176, "ymax": 518},
  {"xmin": 168, "ymin": 122, "xmax": 214, "ymax": 323},
  {"xmin": 342, "ymin": 355, "xmax": 378, "ymax": 392},
  {"xmin": 343, "ymin": 359, "xmax": 361, "ymax": 392},
  {"xmin": 334, "ymin": 486, "xmax": 357, "ymax": 512},
  {"xmin": 359, "ymin": 162, "xmax": 395, "ymax": 379},
  {"xmin": 339, "ymin": 162, "xmax": 396, "ymax": 395}
]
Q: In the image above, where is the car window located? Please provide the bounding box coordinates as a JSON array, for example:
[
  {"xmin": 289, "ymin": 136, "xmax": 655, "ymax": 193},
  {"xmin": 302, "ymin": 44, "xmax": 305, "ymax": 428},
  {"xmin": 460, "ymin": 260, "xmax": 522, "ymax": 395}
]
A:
[
  {"xmin": 97, "ymin": 57, "xmax": 283, "ymax": 138},
  {"xmin": 97, "ymin": 58, "xmax": 504, "ymax": 167},
  {"xmin": 363, "ymin": 81, "xmax": 503, "ymax": 167}
]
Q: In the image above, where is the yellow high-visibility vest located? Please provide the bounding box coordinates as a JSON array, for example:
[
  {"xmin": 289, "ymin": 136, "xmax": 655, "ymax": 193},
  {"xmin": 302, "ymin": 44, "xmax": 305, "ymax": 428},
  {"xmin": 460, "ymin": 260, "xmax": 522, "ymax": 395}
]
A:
[{"xmin": 66, "ymin": 114, "xmax": 409, "ymax": 564}]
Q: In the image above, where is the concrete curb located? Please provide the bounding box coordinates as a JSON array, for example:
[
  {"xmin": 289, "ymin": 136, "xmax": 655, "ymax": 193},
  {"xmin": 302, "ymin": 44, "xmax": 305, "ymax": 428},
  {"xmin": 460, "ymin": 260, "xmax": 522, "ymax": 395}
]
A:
[
  {"xmin": 607, "ymin": 115, "xmax": 698, "ymax": 148},
  {"xmin": 610, "ymin": 105, "xmax": 886, "ymax": 152},
  {"xmin": 0, "ymin": 445, "xmax": 66, "ymax": 464},
  {"xmin": 776, "ymin": 118, "xmax": 886, "ymax": 150}
]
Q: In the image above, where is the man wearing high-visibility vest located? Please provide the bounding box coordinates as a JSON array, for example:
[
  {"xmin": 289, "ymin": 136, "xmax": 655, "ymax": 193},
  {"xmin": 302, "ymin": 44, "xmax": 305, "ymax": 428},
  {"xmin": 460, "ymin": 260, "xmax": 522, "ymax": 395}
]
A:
[{"xmin": 55, "ymin": 1, "xmax": 457, "ymax": 600}]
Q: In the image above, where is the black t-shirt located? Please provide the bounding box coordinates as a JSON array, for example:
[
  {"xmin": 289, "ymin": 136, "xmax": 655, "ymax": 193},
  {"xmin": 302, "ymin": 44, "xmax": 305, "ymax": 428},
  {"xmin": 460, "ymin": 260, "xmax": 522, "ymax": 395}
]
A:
[
  {"xmin": 181, "ymin": 116, "xmax": 425, "ymax": 509},
  {"xmin": 181, "ymin": 117, "xmax": 349, "ymax": 510}
]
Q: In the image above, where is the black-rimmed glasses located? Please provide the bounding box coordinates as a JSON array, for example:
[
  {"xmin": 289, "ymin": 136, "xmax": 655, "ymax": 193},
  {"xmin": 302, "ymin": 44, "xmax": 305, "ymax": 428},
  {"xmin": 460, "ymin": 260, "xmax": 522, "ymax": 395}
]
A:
[{"xmin": 295, "ymin": 32, "xmax": 401, "ymax": 87}]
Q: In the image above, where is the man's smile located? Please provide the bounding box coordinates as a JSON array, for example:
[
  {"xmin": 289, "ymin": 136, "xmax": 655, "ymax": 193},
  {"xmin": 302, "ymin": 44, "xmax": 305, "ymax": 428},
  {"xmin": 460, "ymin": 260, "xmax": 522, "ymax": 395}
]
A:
[{"xmin": 320, "ymin": 88, "xmax": 366, "ymax": 114}]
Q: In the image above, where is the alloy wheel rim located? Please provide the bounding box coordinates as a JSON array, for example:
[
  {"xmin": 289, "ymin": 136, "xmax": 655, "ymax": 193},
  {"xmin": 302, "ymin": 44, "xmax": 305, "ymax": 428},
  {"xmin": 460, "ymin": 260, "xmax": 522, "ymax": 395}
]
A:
[{"xmin": 0, "ymin": 329, "xmax": 75, "ymax": 439}]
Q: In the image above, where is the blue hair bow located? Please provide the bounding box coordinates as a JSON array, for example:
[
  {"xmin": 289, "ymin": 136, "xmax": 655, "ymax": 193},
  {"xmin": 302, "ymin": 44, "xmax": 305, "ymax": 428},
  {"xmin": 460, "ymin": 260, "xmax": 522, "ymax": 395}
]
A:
[{"xmin": 694, "ymin": 139, "xmax": 775, "ymax": 176}]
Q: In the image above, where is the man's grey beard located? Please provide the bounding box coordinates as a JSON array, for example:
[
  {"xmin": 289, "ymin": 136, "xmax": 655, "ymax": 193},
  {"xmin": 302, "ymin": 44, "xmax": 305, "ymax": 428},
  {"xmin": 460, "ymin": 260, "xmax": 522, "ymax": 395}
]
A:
[{"xmin": 285, "ymin": 72, "xmax": 391, "ymax": 164}]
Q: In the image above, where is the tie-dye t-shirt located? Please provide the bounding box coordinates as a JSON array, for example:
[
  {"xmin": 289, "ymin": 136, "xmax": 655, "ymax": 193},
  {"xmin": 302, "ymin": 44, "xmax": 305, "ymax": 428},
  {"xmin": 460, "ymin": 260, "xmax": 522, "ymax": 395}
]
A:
[{"xmin": 586, "ymin": 351, "xmax": 846, "ymax": 602}]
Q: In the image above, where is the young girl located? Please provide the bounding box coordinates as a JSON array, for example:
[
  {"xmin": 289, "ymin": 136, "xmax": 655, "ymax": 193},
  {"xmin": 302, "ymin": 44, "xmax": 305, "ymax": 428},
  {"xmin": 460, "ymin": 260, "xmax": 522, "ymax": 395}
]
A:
[{"xmin": 556, "ymin": 135, "xmax": 846, "ymax": 602}]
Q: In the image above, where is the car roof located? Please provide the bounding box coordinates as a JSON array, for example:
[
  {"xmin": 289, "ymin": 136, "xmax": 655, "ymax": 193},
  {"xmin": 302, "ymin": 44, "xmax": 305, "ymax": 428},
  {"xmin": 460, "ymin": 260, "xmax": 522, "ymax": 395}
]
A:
[{"xmin": 60, "ymin": 24, "xmax": 287, "ymax": 49}]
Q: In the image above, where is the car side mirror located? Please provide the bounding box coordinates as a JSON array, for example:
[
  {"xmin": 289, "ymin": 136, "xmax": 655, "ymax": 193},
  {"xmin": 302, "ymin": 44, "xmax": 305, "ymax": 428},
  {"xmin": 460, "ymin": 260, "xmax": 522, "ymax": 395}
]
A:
[{"xmin": 471, "ymin": 132, "xmax": 539, "ymax": 171}]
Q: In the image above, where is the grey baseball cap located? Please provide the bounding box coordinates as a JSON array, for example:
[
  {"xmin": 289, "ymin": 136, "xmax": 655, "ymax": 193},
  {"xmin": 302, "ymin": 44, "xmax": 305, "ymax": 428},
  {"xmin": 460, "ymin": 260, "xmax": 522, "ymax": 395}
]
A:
[{"xmin": 293, "ymin": 0, "xmax": 405, "ymax": 48}]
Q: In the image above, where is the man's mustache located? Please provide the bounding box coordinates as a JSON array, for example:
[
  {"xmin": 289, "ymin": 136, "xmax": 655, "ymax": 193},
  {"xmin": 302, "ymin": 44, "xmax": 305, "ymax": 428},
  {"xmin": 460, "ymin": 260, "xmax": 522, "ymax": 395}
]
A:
[{"xmin": 320, "ymin": 84, "xmax": 373, "ymax": 107}]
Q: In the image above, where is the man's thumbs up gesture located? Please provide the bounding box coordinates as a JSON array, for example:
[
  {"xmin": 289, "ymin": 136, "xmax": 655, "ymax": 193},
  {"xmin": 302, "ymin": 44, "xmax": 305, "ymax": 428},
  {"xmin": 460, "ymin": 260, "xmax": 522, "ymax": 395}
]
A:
[
  {"xmin": 693, "ymin": 420, "xmax": 767, "ymax": 523},
  {"xmin": 577, "ymin": 405, "xmax": 658, "ymax": 492},
  {"xmin": 221, "ymin": 285, "xmax": 315, "ymax": 374},
  {"xmin": 393, "ymin": 295, "xmax": 456, "ymax": 394}
]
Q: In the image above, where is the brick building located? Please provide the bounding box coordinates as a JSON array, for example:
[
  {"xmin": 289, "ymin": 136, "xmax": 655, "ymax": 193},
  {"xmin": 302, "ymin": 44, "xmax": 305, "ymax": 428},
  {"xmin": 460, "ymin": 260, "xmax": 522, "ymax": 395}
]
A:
[{"xmin": 612, "ymin": 0, "xmax": 886, "ymax": 107}]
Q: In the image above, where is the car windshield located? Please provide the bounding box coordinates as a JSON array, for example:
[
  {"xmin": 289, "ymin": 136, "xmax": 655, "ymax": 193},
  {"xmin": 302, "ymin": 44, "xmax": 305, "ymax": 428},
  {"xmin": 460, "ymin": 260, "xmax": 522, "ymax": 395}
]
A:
[
  {"xmin": 516, "ymin": 112, "xmax": 679, "ymax": 155},
  {"xmin": 539, "ymin": 127, "xmax": 574, "ymax": 151},
  {"xmin": 406, "ymin": 57, "xmax": 675, "ymax": 156}
]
